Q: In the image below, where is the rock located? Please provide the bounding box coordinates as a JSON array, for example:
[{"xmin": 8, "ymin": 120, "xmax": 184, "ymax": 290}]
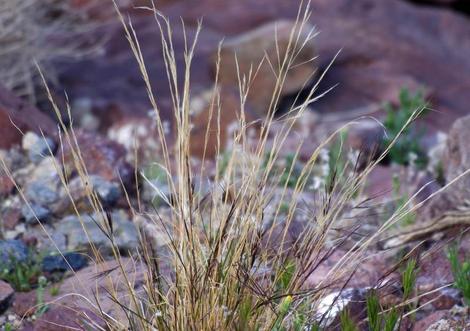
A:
[
  {"xmin": 11, "ymin": 291, "xmax": 37, "ymax": 318},
  {"xmin": 54, "ymin": 211, "xmax": 139, "ymax": 254},
  {"xmin": 91, "ymin": 175, "xmax": 122, "ymax": 205},
  {"xmin": 0, "ymin": 239, "xmax": 29, "ymax": 269},
  {"xmin": 57, "ymin": 130, "xmax": 133, "ymax": 186},
  {"xmin": 0, "ymin": 85, "xmax": 56, "ymax": 149},
  {"xmin": 51, "ymin": 175, "xmax": 122, "ymax": 215},
  {"xmin": 0, "ymin": 175, "xmax": 14, "ymax": 196},
  {"xmin": 413, "ymin": 311, "xmax": 447, "ymax": 331},
  {"xmin": 0, "ymin": 280, "xmax": 14, "ymax": 314},
  {"xmin": 30, "ymin": 157, "xmax": 58, "ymax": 180},
  {"xmin": 188, "ymin": 86, "xmax": 260, "ymax": 158},
  {"xmin": 347, "ymin": 119, "xmax": 385, "ymax": 169},
  {"xmin": 443, "ymin": 114, "xmax": 470, "ymax": 184},
  {"xmin": 315, "ymin": 287, "xmax": 368, "ymax": 329},
  {"xmin": 306, "ymin": 249, "xmax": 396, "ymax": 289},
  {"xmin": 25, "ymin": 181, "xmax": 59, "ymax": 206},
  {"xmin": 22, "ymin": 132, "xmax": 56, "ymax": 163},
  {"xmin": 215, "ymin": 20, "xmax": 317, "ymax": 116},
  {"xmin": 55, "ymin": 0, "xmax": 470, "ymax": 136},
  {"xmin": 42, "ymin": 252, "xmax": 88, "ymax": 273},
  {"xmin": 47, "ymin": 258, "xmax": 147, "ymax": 326},
  {"xmin": 414, "ymin": 248, "xmax": 466, "ymax": 312},
  {"xmin": 422, "ymin": 114, "xmax": 470, "ymax": 221},
  {"xmin": 21, "ymin": 204, "xmax": 51, "ymax": 224},
  {"xmin": 421, "ymin": 287, "xmax": 462, "ymax": 311},
  {"xmin": 416, "ymin": 306, "xmax": 470, "ymax": 331},
  {"xmin": 31, "ymin": 306, "xmax": 106, "ymax": 331},
  {"xmin": 2, "ymin": 208, "xmax": 21, "ymax": 231},
  {"xmin": 108, "ymin": 117, "xmax": 160, "ymax": 165}
]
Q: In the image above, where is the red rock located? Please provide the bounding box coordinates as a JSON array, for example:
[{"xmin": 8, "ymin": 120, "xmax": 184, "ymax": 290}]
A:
[
  {"xmin": 46, "ymin": 258, "xmax": 147, "ymax": 326},
  {"xmin": 32, "ymin": 306, "xmax": 105, "ymax": 331},
  {"xmin": 3, "ymin": 208, "xmax": 21, "ymax": 231},
  {"xmin": 0, "ymin": 280, "xmax": 14, "ymax": 313},
  {"xmin": 188, "ymin": 86, "xmax": 261, "ymax": 158},
  {"xmin": 412, "ymin": 310, "xmax": 447, "ymax": 331},
  {"xmin": 421, "ymin": 287, "xmax": 461, "ymax": 311},
  {"xmin": 306, "ymin": 249, "xmax": 397, "ymax": 289},
  {"xmin": 215, "ymin": 20, "xmax": 317, "ymax": 116},
  {"xmin": 0, "ymin": 175, "xmax": 14, "ymax": 196},
  {"xmin": 0, "ymin": 85, "xmax": 56, "ymax": 149},
  {"xmin": 12, "ymin": 291, "xmax": 37, "ymax": 317},
  {"xmin": 57, "ymin": 130, "xmax": 133, "ymax": 186},
  {"xmin": 52, "ymin": 0, "xmax": 470, "ymax": 139}
]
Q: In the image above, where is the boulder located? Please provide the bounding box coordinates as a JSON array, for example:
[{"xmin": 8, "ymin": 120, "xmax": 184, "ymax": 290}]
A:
[
  {"xmin": 0, "ymin": 85, "xmax": 56, "ymax": 149},
  {"xmin": 215, "ymin": 20, "xmax": 317, "ymax": 116},
  {"xmin": 31, "ymin": 305, "xmax": 106, "ymax": 331},
  {"xmin": 423, "ymin": 114, "xmax": 470, "ymax": 221},
  {"xmin": 23, "ymin": 258, "xmax": 148, "ymax": 327},
  {"xmin": 188, "ymin": 86, "xmax": 260, "ymax": 158}
]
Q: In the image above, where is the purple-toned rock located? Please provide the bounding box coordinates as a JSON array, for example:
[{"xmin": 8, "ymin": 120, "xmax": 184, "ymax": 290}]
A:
[
  {"xmin": 215, "ymin": 20, "xmax": 317, "ymax": 116},
  {"xmin": 0, "ymin": 85, "xmax": 56, "ymax": 149},
  {"xmin": 57, "ymin": 130, "xmax": 133, "ymax": 186},
  {"xmin": 32, "ymin": 306, "xmax": 105, "ymax": 331}
]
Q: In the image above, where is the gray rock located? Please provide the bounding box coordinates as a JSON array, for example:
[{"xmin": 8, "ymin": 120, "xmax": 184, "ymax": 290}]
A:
[
  {"xmin": 54, "ymin": 211, "xmax": 139, "ymax": 255},
  {"xmin": 90, "ymin": 176, "xmax": 121, "ymax": 205},
  {"xmin": 22, "ymin": 132, "xmax": 56, "ymax": 163},
  {"xmin": 42, "ymin": 252, "xmax": 88, "ymax": 273},
  {"xmin": 0, "ymin": 240, "xmax": 29, "ymax": 269},
  {"xmin": 21, "ymin": 203, "xmax": 51, "ymax": 224},
  {"xmin": 25, "ymin": 181, "xmax": 58, "ymax": 206}
]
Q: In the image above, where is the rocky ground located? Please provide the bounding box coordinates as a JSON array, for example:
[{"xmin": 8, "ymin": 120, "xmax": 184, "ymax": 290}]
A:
[{"xmin": 1, "ymin": 0, "xmax": 470, "ymax": 330}]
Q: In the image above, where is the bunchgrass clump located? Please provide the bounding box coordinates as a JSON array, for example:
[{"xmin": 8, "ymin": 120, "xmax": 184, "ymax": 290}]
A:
[{"xmin": 0, "ymin": 1, "xmax": 447, "ymax": 330}]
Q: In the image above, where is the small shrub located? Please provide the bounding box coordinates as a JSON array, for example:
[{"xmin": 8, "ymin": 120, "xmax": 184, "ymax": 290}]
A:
[
  {"xmin": 383, "ymin": 88, "xmax": 428, "ymax": 168},
  {"xmin": 0, "ymin": 252, "xmax": 42, "ymax": 292}
]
